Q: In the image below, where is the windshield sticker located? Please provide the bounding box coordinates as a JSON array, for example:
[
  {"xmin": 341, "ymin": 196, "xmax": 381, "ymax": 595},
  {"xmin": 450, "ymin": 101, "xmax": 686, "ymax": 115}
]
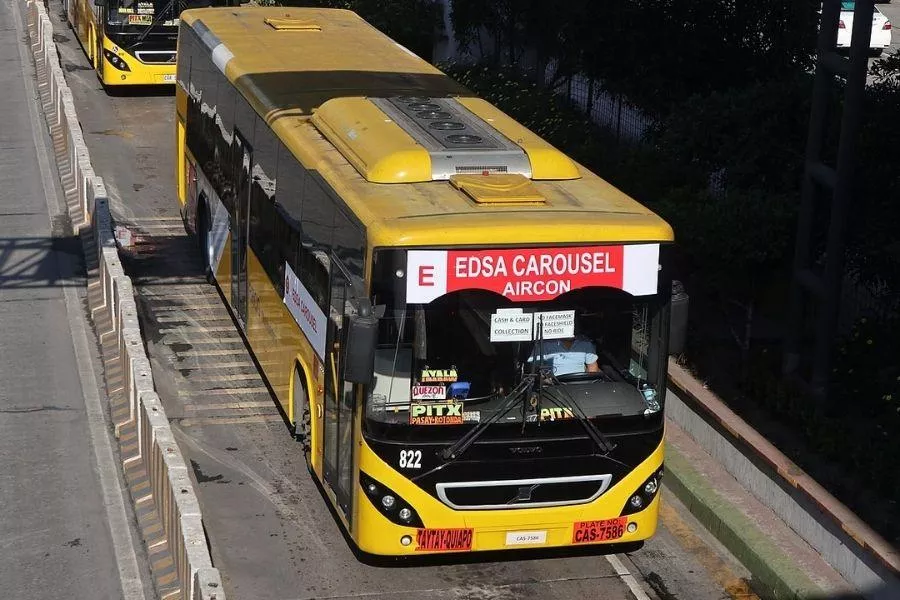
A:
[
  {"xmin": 419, "ymin": 368, "xmax": 458, "ymax": 383},
  {"xmin": 283, "ymin": 262, "xmax": 327, "ymax": 360},
  {"xmin": 540, "ymin": 407, "xmax": 575, "ymax": 422},
  {"xmin": 463, "ymin": 410, "xmax": 480, "ymax": 423},
  {"xmin": 136, "ymin": 2, "xmax": 155, "ymax": 14},
  {"xmin": 409, "ymin": 401, "xmax": 464, "ymax": 425},
  {"xmin": 406, "ymin": 244, "xmax": 660, "ymax": 303},
  {"xmin": 127, "ymin": 14, "xmax": 153, "ymax": 25},
  {"xmin": 415, "ymin": 528, "xmax": 473, "ymax": 552},
  {"xmin": 489, "ymin": 309, "xmax": 576, "ymax": 342},
  {"xmin": 411, "ymin": 385, "xmax": 446, "ymax": 401}
]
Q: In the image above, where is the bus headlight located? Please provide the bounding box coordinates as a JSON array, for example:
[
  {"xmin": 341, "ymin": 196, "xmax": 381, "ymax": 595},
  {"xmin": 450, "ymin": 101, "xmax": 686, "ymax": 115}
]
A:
[
  {"xmin": 360, "ymin": 471, "xmax": 423, "ymax": 528},
  {"xmin": 102, "ymin": 49, "xmax": 131, "ymax": 72},
  {"xmin": 620, "ymin": 466, "xmax": 664, "ymax": 516}
]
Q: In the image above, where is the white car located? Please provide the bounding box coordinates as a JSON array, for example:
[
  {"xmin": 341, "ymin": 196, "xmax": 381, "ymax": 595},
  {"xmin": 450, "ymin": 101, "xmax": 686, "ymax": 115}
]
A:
[{"xmin": 837, "ymin": 1, "xmax": 893, "ymax": 54}]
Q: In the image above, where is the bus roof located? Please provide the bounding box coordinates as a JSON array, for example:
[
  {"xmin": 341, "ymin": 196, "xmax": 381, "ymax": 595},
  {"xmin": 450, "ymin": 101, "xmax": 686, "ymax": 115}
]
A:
[{"xmin": 179, "ymin": 7, "xmax": 674, "ymax": 248}]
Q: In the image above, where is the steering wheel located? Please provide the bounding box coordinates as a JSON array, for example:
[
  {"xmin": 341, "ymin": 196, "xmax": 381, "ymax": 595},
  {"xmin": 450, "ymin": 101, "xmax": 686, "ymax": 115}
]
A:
[{"xmin": 554, "ymin": 371, "xmax": 607, "ymax": 383}]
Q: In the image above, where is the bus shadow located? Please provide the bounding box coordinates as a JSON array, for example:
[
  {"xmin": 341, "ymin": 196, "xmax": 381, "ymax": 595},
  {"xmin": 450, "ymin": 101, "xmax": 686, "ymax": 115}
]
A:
[{"xmin": 103, "ymin": 84, "xmax": 175, "ymax": 98}]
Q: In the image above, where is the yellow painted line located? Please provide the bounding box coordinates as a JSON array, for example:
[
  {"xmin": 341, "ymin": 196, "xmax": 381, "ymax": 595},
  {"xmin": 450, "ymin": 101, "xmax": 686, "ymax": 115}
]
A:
[
  {"xmin": 172, "ymin": 348, "xmax": 248, "ymax": 357},
  {"xmin": 159, "ymin": 326, "xmax": 237, "ymax": 334},
  {"xmin": 145, "ymin": 304, "xmax": 224, "ymax": 312},
  {"xmin": 184, "ymin": 401, "xmax": 275, "ymax": 411},
  {"xmin": 177, "ymin": 415, "xmax": 284, "ymax": 426},
  {"xmin": 188, "ymin": 373, "xmax": 262, "ymax": 382},
  {"xmin": 185, "ymin": 361, "xmax": 255, "ymax": 369},
  {"xmin": 178, "ymin": 386, "xmax": 270, "ymax": 396},
  {"xmin": 156, "ymin": 314, "xmax": 231, "ymax": 323},
  {"xmin": 659, "ymin": 499, "xmax": 760, "ymax": 600}
]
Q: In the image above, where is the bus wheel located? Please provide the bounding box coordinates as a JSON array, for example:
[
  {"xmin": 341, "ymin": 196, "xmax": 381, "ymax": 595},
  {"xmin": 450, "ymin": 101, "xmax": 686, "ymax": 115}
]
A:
[
  {"xmin": 197, "ymin": 203, "xmax": 214, "ymax": 285},
  {"xmin": 292, "ymin": 368, "xmax": 312, "ymax": 463}
]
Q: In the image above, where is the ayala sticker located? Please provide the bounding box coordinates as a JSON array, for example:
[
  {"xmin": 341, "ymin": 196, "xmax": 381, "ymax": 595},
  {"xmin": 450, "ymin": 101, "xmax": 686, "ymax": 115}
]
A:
[{"xmin": 406, "ymin": 244, "xmax": 660, "ymax": 303}]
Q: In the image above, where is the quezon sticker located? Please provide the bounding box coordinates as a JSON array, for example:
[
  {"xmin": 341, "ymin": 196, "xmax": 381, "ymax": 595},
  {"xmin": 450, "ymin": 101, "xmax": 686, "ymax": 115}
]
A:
[
  {"xmin": 416, "ymin": 528, "xmax": 473, "ymax": 552},
  {"xmin": 409, "ymin": 401, "xmax": 463, "ymax": 425},
  {"xmin": 420, "ymin": 368, "xmax": 458, "ymax": 383},
  {"xmin": 411, "ymin": 385, "xmax": 446, "ymax": 401}
]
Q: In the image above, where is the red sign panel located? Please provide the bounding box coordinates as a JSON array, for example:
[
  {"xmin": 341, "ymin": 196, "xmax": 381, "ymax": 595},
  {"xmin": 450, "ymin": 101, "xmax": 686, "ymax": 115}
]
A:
[
  {"xmin": 572, "ymin": 517, "xmax": 628, "ymax": 544},
  {"xmin": 415, "ymin": 528, "xmax": 474, "ymax": 552},
  {"xmin": 407, "ymin": 244, "xmax": 659, "ymax": 303}
]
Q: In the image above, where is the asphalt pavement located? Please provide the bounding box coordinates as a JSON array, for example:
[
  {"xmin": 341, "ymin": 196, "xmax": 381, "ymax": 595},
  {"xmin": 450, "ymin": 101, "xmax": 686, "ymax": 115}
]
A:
[
  {"xmin": 0, "ymin": 1, "xmax": 152, "ymax": 598},
  {"xmin": 29, "ymin": 0, "xmax": 809, "ymax": 598}
]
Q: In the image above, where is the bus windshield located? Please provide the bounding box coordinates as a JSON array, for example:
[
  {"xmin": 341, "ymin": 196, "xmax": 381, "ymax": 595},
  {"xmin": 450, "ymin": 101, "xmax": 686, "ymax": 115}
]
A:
[
  {"xmin": 367, "ymin": 249, "xmax": 669, "ymax": 435},
  {"xmin": 105, "ymin": 0, "xmax": 179, "ymax": 29}
]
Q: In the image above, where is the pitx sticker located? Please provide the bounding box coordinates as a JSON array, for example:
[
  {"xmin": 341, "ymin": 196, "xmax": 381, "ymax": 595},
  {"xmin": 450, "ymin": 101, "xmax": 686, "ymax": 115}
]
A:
[
  {"xmin": 409, "ymin": 401, "xmax": 464, "ymax": 425},
  {"xmin": 540, "ymin": 407, "xmax": 575, "ymax": 422},
  {"xmin": 420, "ymin": 368, "xmax": 458, "ymax": 383}
]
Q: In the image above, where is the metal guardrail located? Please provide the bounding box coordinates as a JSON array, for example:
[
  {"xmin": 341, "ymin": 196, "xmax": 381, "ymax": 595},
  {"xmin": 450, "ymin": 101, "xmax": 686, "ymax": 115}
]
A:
[{"xmin": 24, "ymin": 2, "xmax": 225, "ymax": 599}]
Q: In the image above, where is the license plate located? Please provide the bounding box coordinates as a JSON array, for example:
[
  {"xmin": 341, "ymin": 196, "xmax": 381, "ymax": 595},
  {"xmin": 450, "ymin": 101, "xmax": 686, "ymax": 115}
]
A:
[
  {"xmin": 572, "ymin": 517, "xmax": 627, "ymax": 544},
  {"xmin": 415, "ymin": 528, "xmax": 473, "ymax": 552},
  {"xmin": 161, "ymin": 74, "xmax": 176, "ymax": 82}
]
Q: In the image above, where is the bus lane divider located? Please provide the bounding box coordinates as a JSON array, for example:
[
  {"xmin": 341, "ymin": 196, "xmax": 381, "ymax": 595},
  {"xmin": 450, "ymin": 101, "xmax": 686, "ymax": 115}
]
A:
[{"xmin": 23, "ymin": 1, "xmax": 225, "ymax": 599}]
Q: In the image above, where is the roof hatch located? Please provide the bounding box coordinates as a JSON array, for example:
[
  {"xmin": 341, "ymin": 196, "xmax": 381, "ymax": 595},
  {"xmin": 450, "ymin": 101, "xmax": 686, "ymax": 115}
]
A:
[
  {"xmin": 310, "ymin": 96, "xmax": 580, "ymax": 184},
  {"xmin": 449, "ymin": 174, "xmax": 545, "ymax": 204},
  {"xmin": 264, "ymin": 17, "xmax": 321, "ymax": 31}
]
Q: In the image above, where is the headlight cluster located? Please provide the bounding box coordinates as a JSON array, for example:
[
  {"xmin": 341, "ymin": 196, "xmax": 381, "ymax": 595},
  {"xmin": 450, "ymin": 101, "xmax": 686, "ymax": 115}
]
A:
[
  {"xmin": 620, "ymin": 466, "xmax": 664, "ymax": 516},
  {"xmin": 103, "ymin": 49, "xmax": 131, "ymax": 72},
  {"xmin": 359, "ymin": 471, "xmax": 423, "ymax": 528}
]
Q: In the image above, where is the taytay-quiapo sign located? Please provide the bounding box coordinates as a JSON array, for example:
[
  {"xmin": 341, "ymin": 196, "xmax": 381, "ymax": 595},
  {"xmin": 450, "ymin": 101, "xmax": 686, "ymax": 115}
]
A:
[{"xmin": 406, "ymin": 244, "xmax": 660, "ymax": 303}]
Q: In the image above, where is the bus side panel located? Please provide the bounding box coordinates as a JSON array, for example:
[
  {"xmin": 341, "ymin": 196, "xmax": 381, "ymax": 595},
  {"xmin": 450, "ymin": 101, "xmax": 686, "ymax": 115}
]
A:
[
  {"xmin": 244, "ymin": 248, "xmax": 324, "ymax": 477},
  {"xmin": 176, "ymin": 86, "xmax": 188, "ymax": 208}
]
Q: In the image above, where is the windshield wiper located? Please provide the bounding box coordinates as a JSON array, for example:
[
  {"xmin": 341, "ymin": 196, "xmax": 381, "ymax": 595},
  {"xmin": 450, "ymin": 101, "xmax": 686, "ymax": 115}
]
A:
[
  {"xmin": 539, "ymin": 367, "xmax": 617, "ymax": 454},
  {"xmin": 440, "ymin": 375, "xmax": 535, "ymax": 461}
]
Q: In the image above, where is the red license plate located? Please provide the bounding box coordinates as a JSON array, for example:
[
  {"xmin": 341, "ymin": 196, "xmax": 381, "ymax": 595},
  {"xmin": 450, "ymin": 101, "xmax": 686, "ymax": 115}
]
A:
[
  {"xmin": 572, "ymin": 517, "xmax": 627, "ymax": 544},
  {"xmin": 415, "ymin": 528, "xmax": 473, "ymax": 552}
]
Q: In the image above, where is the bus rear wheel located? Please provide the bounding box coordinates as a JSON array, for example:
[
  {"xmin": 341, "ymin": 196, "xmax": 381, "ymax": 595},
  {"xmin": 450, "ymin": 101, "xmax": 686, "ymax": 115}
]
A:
[{"xmin": 196, "ymin": 202, "xmax": 214, "ymax": 284}]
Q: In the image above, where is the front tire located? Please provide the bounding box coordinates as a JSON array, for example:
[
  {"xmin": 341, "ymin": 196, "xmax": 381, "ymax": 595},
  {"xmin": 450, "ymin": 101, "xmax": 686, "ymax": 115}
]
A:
[{"xmin": 292, "ymin": 368, "xmax": 312, "ymax": 465}]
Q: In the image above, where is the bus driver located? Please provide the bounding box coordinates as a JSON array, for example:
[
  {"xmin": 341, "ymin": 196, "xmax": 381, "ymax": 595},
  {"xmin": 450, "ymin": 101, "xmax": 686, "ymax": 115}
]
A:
[{"xmin": 528, "ymin": 333, "xmax": 601, "ymax": 377}]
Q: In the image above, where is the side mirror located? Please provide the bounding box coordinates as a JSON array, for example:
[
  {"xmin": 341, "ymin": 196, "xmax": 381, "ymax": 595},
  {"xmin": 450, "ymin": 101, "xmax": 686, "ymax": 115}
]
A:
[{"xmin": 344, "ymin": 313, "xmax": 377, "ymax": 385}]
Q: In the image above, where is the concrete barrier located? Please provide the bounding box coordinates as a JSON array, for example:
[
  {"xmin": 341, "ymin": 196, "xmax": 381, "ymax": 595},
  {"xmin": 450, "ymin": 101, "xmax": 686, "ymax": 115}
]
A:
[
  {"xmin": 23, "ymin": 2, "xmax": 225, "ymax": 599},
  {"xmin": 667, "ymin": 358, "xmax": 900, "ymax": 599}
]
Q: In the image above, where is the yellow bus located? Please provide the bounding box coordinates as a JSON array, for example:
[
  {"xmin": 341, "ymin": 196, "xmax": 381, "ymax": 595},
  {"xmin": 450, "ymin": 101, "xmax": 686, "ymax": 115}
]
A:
[
  {"xmin": 175, "ymin": 7, "xmax": 674, "ymax": 556},
  {"xmin": 64, "ymin": 0, "xmax": 216, "ymax": 86}
]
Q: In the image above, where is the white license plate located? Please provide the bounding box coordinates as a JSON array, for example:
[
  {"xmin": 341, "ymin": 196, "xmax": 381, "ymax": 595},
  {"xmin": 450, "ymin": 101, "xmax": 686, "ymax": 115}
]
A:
[{"xmin": 505, "ymin": 530, "xmax": 547, "ymax": 546}]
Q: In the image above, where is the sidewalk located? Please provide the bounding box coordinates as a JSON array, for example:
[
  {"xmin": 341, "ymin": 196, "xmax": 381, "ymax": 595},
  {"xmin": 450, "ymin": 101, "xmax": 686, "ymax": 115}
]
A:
[{"xmin": 0, "ymin": 1, "xmax": 148, "ymax": 598}]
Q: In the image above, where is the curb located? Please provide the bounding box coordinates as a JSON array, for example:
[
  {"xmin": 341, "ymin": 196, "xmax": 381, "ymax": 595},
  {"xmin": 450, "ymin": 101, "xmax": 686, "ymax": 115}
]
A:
[
  {"xmin": 665, "ymin": 358, "xmax": 900, "ymax": 599},
  {"xmin": 664, "ymin": 440, "xmax": 823, "ymax": 600}
]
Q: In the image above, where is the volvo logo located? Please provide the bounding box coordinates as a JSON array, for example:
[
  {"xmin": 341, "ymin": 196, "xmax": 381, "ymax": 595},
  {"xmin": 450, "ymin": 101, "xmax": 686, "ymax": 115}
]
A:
[
  {"xmin": 509, "ymin": 483, "xmax": 540, "ymax": 504},
  {"xmin": 509, "ymin": 446, "xmax": 543, "ymax": 455}
]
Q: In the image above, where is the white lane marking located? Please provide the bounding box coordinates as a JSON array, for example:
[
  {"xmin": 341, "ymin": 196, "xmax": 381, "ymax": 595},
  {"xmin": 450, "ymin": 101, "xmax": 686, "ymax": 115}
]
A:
[
  {"xmin": 606, "ymin": 553, "xmax": 652, "ymax": 600},
  {"xmin": 13, "ymin": 3, "xmax": 148, "ymax": 598}
]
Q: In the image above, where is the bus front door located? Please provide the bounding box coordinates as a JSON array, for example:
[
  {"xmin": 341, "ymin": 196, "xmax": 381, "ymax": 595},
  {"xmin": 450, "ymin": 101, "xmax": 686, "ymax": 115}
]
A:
[
  {"xmin": 230, "ymin": 135, "xmax": 251, "ymax": 326},
  {"xmin": 323, "ymin": 275, "xmax": 355, "ymax": 523}
]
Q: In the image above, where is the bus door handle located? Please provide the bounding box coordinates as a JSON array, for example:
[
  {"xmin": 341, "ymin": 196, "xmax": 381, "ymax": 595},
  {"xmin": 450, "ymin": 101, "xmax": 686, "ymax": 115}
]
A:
[{"xmin": 316, "ymin": 403, "xmax": 323, "ymax": 419}]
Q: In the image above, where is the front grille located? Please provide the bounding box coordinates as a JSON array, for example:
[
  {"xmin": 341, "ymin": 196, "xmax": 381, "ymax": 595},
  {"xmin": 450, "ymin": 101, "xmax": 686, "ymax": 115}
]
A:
[
  {"xmin": 135, "ymin": 50, "xmax": 176, "ymax": 64},
  {"xmin": 435, "ymin": 474, "xmax": 612, "ymax": 510}
]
